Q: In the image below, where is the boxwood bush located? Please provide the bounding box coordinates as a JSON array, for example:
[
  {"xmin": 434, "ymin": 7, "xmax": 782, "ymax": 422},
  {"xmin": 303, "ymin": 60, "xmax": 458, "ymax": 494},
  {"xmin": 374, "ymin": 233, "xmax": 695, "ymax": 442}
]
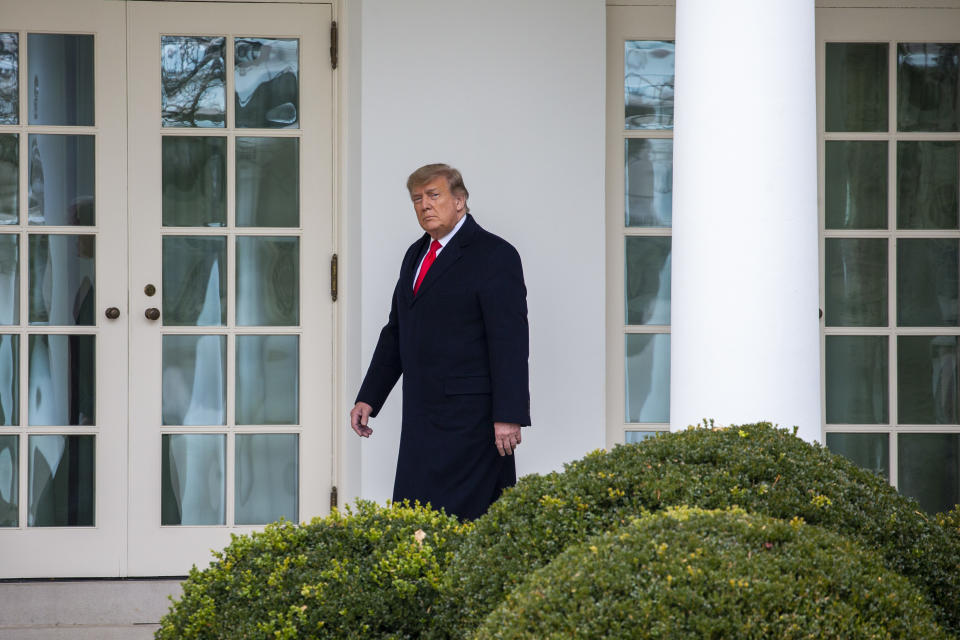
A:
[
  {"xmin": 156, "ymin": 500, "xmax": 468, "ymax": 640},
  {"xmin": 473, "ymin": 507, "xmax": 949, "ymax": 640},
  {"xmin": 432, "ymin": 423, "xmax": 960, "ymax": 638}
]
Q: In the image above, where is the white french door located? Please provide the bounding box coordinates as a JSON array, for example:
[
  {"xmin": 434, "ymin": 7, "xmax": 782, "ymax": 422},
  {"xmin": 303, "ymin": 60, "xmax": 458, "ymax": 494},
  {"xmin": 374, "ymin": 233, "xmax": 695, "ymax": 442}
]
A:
[
  {"xmin": 0, "ymin": 0, "xmax": 127, "ymax": 578},
  {"xmin": 0, "ymin": 0, "xmax": 334, "ymax": 578},
  {"xmin": 127, "ymin": 1, "xmax": 333, "ymax": 575}
]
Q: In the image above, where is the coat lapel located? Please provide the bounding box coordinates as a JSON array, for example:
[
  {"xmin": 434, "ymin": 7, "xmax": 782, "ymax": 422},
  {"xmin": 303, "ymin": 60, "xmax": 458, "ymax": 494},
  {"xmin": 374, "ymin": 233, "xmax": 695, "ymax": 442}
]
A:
[
  {"xmin": 410, "ymin": 214, "xmax": 478, "ymax": 306},
  {"xmin": 401, "ymin": 234, "xmax": 430, "ymax": 307}
]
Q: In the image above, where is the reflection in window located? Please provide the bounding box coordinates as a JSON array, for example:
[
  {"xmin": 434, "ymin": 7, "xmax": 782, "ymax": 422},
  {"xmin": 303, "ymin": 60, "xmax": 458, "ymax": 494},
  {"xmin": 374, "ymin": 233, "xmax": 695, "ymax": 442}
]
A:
[
  {"xmin": 625, "ymin": 237, "xmax": 671, "ymax": 326},
  {"xmin": 235, "ymin": 434, "xmax": 297, "ymax": 524},
  {"xmin": 898, "ymin": 336, "xmax": 959, "ymax": 425},
  {"xmin": 28, "ymin": 434, "xmax": 94, "ymax": 526},
  {"xmin": 235, "ymin": 38, "xmax": 299, "ymax": 129},
  {"xmin": 625, "ymin": 138, "xmax": 672, "ymax": 227},
  {"xmin": 0, "ymin": 334, "xmax": 18, "ymax": 426},
  {"xmin": 898, "ymin": 43, "xmax": 959, "ymax": 132},
  {"xmin": 0, "ymin": 435, "xmax": 16, "ymax": 526},
  {"xmin": 825, "ymin": 432, "xmax": 889, "ymax": 479},
  {"xmin": 624, "ymin": 41, "xmax": 674, "ymax": 130},
  {"xmin": 28, "ymin": 234, "xmax": 96, "ymax": 326},
  {"xmin": 161, "ymin": 36, "xmax": 226, "ymax": 128},
  {"xmin": 27, "ymin": 34, "xmax": 94, "ymax": 127},
  {"xmin": 825, "ymin": 43, "xmax": 888, "ymax": 132},
  {"xmin": 162, "ymin": 136, "xmax": 226, "ymax": 227},
  {"xmin": 162, "ymin": 335, "xmax": 226, "ymax": 426},
  {"xmin": 27, "ymin": 134, "xmax": 96, "ymax": 226},
  {"xmin": 0, "ymin": 34, "xmax": 17, "ymax": 125},
  {"xmin": 899, "ymin": 434, "xmax": 960, "ymax": 514},
  {"xmin": 161, "ymin": 434, "xmax": 225, "ymax": 525},
  {"xmin": 625, "ymin": 333, "xmax": 670, "ymax": 423},
  {"xmin": 0, "ymin": 134, "xmax": 16, "ymax": 225},
  {"xmin": 825, "ymin": 335, "xmax": 888, "ymax": 425},
  {"xmin": 28, "ymin": 335, "xmax": 95, "ymax": 426},
  {"xmin": 0, "ymin": 234, "xmax": 18, "ymax": 324}
]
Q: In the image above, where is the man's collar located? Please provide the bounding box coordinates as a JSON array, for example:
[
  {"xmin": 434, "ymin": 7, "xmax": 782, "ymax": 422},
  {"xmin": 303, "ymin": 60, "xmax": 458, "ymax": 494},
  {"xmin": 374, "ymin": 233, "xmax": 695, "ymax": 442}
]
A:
[{"xmin": 435, "ymin": 213, "xmax": 468, "ymax": 248}]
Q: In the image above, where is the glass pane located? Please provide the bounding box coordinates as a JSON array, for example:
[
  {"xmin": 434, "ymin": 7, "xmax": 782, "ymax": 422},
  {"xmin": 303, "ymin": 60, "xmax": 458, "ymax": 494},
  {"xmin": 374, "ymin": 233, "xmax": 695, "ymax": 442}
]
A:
[
  {"xmin": 162, "ymin": 136, "xmax": 226, "ymax": 227},
  {"xmin": 0, "ymin": 335, "xmax": 18, "ymax": 426},
  {"xmin": 162, "ymin": 236, "xmax": 226, "ymax": 326},
  {"xmin": 624, "ymin": 431, "xmax": 665, "ymax": 444},
  {"xmin": 29, "ymin": 234, "xmax": 95, "ymax": 326},
  {"xmin": 161, "ymin": 36, "xmax": 226, "ymax": 128},
  {"xmin": 27, "ymin": 134, "xmax": 95, "ymax": 226},
  {"xmin": 161, "ymin": 434, "xmax": 225, "ymax": 525},
  {"xmin": 898, "ymin": 43, "xmax": 960, "ymax": 132},
  {"xmin": 236, "ymin": 137, "xmax": 299, "ymax": 227},
  {"xmin": 235, "ymin": 433, "xmax": 297, "ymax": 524},
  {"xmin": 0, "ymin": 34, "xmax": 17, "ymax": 125},
  {"xmin": 625, "ymin": 236, "xmax": 671, "ymax": 325},
  {"xmin": 898, "ymin": 335, "xmax": 959, "ymax": 424},
  {"xmin": 0, "ymin": 434, "xmax": 17, "ymax": 526},
  {"xmin": 624, "ymin": 41, "xmax": 674, "ymax": 130},
  {"xmin": 897, "ymin": 141, "xmax": 959, "ymax": 230},
  {"xmin": 235, "ymin": 38, "xmax": 299, "ymax": 129},
  {"xmin": 236, "ymin": 236, "xmax": 299, "ymax": 326},
  {"xmin": 824, "ymin": 141, "xmax": 887, "ymax": 229},
  {"xmin": 27, "ymin": 34, "xmax": 94, "ymax": 126},
  {"xmin": 824, "ymin": 238, "xmax": 887, "ymax": 327},
  {"xmin": 897, "ymin": 238, "xmax": 958, "ymax": 327},
  {"xmin": 0, "ymin": 234, "xmax": 18, "ymax": 324},
  {"xmin": 162, "ymin": 335, "xmax": 226, "ymax": 426},
  {"xmin": 898, "ymin": 434, "xmax": 960, "ymax": 514},
  {"xmin": 825, "ymin": 43, "xmax": 888, "ymax": 132},
  {"xmin": 825, "ymin": 335, "xmax": 888, "ymax": 424},
  {"xmin": 625, "ymin": 333, "xmax": 669, "ymax": 423},
  {"xmin": 28, "ymin": 335, "xmax": 95, "ymax": 426},
  {"xmin": 236, "ymin": 335, "xmax": 298, "ymax": 425},
  {"xmin": 625, "ymin": 139, "xmax": 672, "ymax": 227},
  {"xmin": 0, "ymin": 134, "xmax": 17, "ymax": 224},
  {"xmin": 825, "ymin": 432, "xmax": 889, "ymax": 479},
  {"xmin": 28, "ymin": 434, "xmax": 94, "ymax": 526}
]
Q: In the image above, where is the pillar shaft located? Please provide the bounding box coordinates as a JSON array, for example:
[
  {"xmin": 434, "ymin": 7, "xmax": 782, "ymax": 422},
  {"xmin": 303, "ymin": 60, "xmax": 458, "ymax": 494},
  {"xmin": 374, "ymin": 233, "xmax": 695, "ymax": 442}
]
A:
[{"xmin": 671, "ymin": 0, "xmax": 820, "ymax": 441}]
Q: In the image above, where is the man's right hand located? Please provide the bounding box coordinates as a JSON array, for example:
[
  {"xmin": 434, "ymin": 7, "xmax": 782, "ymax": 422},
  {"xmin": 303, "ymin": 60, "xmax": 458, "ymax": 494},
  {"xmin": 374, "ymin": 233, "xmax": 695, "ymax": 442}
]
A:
[{"xmin": 350, "ymin": 402, "xmax": 374, "ymax": 438}]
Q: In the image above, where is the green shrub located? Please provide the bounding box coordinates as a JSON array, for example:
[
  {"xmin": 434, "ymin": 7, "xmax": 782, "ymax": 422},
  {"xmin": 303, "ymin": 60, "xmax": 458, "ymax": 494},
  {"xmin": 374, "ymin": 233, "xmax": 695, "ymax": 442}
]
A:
[
  {"xmin": 432, "ymin": 423, "xmax": 960, "ymax": 638},
  {"xmin": 473, "ymin": 507, "xmax": 948, "ymax": 640},
  {"xmin": 156, "ymin": 500, "xmax": 469, "ymax": 640}
]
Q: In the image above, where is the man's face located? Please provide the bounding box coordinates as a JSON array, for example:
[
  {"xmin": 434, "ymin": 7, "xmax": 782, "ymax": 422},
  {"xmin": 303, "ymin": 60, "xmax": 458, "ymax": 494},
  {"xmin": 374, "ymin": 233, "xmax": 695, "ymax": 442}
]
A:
[{"xmin": 410, "ymin": 176, "xmax": 465, "ymax": 239}]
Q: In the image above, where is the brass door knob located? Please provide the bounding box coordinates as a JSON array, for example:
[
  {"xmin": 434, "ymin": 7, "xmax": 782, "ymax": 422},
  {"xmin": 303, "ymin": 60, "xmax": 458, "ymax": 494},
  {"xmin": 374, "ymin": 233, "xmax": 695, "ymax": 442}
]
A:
[
  {"xmin": 145, "ymin": 307, "xmax": 160, "ymax": 321},
  {"xmin": 105, "ymin": 307, "xmax": 120, "ymax": 320}
]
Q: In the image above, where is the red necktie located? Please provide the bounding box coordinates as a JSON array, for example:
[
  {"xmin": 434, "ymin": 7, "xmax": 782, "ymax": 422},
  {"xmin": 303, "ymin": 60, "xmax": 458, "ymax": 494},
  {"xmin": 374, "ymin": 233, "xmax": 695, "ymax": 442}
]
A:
[{"xmin": 414, "ymin": 240, "xmax": 442, "ymax": 295}]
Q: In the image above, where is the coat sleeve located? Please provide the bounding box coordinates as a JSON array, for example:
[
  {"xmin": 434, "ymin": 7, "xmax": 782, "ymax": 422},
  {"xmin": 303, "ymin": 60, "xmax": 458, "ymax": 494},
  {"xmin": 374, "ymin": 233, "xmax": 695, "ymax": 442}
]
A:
[
  {"xmin": 355, "ymin": 281, "xmax": 403, "ymax": 417},
  {"xmin": 478, "ymin": 243, "xmax": 531, "ymax": 426}
]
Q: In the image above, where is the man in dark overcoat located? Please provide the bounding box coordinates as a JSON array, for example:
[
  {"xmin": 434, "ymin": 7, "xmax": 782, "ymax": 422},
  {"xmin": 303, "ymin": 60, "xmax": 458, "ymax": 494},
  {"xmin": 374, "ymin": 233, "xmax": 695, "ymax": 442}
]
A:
[{"xmin": 350, "ymin": 163, "xmax": 530, "ymax": 520}]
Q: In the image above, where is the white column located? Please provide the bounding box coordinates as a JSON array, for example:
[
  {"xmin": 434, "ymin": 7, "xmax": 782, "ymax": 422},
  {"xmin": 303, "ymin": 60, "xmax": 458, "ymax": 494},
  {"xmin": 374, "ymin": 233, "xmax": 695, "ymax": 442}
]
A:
[{"xmin": 671, "ymin": 0, "xmax": 820, "ymax": 441}]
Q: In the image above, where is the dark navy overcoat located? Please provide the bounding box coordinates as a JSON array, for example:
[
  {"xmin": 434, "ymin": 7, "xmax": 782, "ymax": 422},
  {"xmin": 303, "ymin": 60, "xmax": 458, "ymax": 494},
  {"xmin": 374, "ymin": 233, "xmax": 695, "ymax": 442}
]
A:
[{"xmin": 356, "ymin": 214, "xmax": 530, "ymax": 520}]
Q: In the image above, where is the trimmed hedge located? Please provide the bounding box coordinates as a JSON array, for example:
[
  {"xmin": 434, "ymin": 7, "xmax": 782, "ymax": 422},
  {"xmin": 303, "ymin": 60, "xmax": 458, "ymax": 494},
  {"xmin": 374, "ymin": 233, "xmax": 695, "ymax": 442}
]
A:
[
  {"xmin": 473, "ymin": 507, "xmax": 949, "ymax": 640},
  {"xmin": 432, "ymin": 423, "xmax": 960, "ymax": 638},
  {"xmin": 156, "ymin": 501, "xmax": 469, "ymax": 640}
]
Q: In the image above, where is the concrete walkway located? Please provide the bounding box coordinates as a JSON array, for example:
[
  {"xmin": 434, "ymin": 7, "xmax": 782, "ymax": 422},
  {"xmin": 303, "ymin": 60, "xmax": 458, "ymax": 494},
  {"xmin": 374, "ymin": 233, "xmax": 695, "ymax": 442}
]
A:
[{"xmin": 0, "ymin": 579, "xmax": 182, "ymax": 639}]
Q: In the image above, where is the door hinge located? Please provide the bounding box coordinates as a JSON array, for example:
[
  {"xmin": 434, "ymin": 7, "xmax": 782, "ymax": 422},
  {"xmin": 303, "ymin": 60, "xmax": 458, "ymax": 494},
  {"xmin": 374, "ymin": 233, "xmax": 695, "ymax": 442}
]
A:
[
  {"xmin": 331, "ymin": 253, "xmax": 338, "ymax": 302},
  {"xmin": 330, "ymin": 21, "xmax": 338, "ymax": 70},
  {"xmin": 330, "ymin": 485, "xmax": 339, "ymax": 510}
]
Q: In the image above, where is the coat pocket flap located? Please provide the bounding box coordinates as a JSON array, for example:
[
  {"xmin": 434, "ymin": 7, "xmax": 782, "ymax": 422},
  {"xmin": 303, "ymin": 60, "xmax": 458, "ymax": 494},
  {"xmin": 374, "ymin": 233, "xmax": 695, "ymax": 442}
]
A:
[{"xmin": 444, "ymin": 375, "xmax": 492, "ymax": 395}]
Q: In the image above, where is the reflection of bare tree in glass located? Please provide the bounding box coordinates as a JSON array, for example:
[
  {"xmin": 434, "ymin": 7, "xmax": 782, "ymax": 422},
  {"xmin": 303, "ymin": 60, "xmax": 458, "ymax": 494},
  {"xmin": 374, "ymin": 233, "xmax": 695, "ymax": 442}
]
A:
[
  {"xmin": 161, "ymin": 37, "xmax": 226, "ymax": 127},
  {"xmin": 625, "ymin": 41, "xmax": 674, "ymax": 129},
  {"xmin": 0, "ymin": 33, "xmax": 17, "ymax": 125}
]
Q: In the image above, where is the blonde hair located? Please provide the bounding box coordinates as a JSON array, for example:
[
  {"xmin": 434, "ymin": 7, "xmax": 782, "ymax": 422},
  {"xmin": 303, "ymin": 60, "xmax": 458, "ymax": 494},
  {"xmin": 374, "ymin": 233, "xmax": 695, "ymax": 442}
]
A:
[{"xmin": 406, "ymin": 163, "xmax": 470, "ymax": 213}]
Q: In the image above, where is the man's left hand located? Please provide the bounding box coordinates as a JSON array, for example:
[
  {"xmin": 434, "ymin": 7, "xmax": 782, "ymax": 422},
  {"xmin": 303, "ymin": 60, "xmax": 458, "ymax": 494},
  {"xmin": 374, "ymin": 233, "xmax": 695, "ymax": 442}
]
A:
[{"xmin": 494, "ymin": 422, "xmax": 522, "ymax": 456}]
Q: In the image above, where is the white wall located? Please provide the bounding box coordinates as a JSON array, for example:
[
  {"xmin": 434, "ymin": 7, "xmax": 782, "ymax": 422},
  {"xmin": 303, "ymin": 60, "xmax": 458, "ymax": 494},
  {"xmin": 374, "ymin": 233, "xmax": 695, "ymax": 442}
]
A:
[{"xmin": 355, "ymin": 0, "xmax": 607, "ymax": 502}]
